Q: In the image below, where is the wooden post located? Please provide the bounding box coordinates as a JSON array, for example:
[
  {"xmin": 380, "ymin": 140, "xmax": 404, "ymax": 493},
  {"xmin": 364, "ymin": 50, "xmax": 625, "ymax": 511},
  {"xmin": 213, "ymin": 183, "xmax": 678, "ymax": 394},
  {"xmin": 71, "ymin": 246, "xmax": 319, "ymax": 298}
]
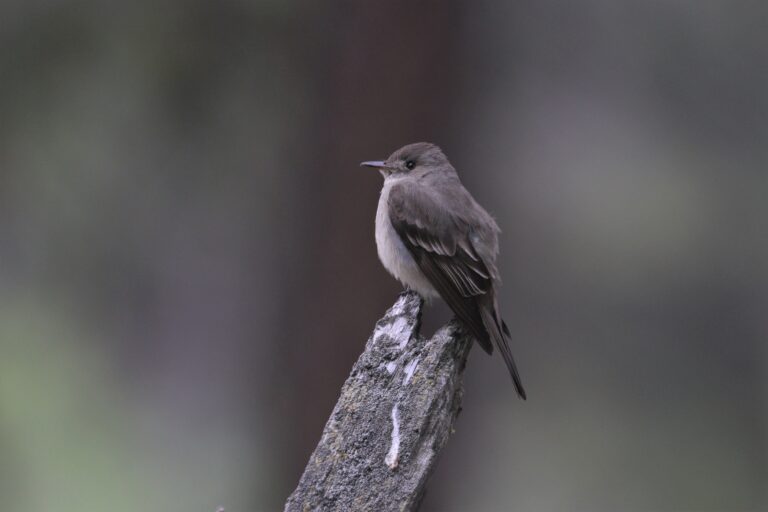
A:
[{"xmin": 285, "ymin": 291, "xmax": 473, "ymax": 512}]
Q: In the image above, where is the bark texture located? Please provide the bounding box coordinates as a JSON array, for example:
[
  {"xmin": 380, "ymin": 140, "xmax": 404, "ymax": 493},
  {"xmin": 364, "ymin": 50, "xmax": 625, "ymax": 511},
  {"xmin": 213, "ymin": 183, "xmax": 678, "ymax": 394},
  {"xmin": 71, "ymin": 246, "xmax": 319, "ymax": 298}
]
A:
[{"xmin": 284, "ymin": 291, "xmax": 473, "ymax": 512}]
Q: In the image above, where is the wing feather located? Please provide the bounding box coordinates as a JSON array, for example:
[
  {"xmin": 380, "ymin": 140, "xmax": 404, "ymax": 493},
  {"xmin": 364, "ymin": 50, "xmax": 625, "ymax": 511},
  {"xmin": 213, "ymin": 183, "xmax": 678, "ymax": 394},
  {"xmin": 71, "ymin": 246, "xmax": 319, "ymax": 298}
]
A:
[
  {"xmin": 387, "ymin": 180, "xmax": 526, "ymax": 398},
  {"xmin": 388, "ymin": 182, "xmax": 495, "ymax": 354}
]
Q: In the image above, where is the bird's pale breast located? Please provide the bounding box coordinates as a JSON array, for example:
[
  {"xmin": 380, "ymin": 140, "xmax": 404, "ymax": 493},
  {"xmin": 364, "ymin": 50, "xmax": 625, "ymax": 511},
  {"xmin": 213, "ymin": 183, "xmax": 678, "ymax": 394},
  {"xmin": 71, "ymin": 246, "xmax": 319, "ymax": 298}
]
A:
[{"xmin": 376, "ymin": 179, "xmax": 439, "ymax": 298}]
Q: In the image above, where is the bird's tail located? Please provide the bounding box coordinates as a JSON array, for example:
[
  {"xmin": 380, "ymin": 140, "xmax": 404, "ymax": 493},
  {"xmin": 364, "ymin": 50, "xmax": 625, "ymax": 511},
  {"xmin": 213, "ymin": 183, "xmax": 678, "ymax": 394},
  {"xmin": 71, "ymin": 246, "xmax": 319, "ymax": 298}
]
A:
[{"xmin": 479, "ymin": 300, "xmax": 526, "ymax": 400}]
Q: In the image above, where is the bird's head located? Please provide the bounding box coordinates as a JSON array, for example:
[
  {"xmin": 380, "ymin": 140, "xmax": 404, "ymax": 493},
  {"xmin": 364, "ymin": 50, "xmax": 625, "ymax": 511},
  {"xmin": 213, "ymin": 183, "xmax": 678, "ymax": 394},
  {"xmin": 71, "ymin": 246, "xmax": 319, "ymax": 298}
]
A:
[{"xmin": 361, "ymin": 142, "xmax": 455, "ymax": 179}]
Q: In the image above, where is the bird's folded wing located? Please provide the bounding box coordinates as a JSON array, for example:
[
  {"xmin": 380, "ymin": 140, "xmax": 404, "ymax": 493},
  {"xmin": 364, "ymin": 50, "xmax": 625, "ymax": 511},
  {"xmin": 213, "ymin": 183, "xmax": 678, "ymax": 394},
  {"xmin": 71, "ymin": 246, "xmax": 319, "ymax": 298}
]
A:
[{"xmin": 387, "ymin": 181, "xmax": 495, "ymax": 354}]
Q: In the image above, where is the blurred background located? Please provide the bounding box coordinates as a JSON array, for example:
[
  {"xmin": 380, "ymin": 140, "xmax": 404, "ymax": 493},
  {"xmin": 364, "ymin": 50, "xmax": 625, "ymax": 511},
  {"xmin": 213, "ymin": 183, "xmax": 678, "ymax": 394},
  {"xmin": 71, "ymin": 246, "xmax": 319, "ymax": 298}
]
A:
[{"xmin": 1, "ymin": 1, "xmax": 766, "ymax": 511}]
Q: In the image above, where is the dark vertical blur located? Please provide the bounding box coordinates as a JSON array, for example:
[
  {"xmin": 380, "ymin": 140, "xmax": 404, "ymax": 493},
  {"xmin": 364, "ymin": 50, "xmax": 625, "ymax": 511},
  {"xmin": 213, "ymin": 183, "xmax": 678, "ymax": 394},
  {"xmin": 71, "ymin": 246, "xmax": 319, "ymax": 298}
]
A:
[
  {"xmin": 272, "ymin": 1, "xmax": 465, "ymax": 497},
  {"xmin": 0, "ymin": 1, "xmax": 766, "ymax": 511}
]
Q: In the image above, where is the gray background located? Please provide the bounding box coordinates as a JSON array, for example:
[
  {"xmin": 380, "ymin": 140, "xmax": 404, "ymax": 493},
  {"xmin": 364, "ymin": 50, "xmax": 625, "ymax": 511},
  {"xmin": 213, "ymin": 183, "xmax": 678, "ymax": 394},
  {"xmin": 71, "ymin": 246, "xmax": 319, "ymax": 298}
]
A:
[{"xmin": 1, "ymin": 1, "xmax": 766, "ymax": 510}]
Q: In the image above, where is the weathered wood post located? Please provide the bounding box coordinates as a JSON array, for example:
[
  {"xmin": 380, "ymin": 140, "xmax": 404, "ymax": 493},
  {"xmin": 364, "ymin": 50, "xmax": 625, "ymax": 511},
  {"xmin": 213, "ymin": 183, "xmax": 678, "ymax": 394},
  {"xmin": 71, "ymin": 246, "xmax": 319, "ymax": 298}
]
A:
[{"xmin": 285, "ymin": 291, "xmax": 473, "ymax": 512}]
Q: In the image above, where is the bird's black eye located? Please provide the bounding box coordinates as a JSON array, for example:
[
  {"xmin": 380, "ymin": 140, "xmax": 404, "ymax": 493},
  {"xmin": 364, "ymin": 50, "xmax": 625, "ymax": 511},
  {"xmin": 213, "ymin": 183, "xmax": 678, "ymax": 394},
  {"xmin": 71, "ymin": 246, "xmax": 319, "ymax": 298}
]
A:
[{"xmin": 405, "ymin": 160, "xmax": 416, "ymax": 170}]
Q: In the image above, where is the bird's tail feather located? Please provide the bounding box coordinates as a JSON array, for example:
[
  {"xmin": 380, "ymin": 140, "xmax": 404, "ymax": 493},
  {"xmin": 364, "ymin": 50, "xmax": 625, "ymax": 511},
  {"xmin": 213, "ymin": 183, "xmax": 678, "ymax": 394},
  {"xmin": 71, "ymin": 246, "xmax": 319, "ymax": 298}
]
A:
[{"xmin": 480, "ymin": 305, "xmax": 526, "ymax": 400}]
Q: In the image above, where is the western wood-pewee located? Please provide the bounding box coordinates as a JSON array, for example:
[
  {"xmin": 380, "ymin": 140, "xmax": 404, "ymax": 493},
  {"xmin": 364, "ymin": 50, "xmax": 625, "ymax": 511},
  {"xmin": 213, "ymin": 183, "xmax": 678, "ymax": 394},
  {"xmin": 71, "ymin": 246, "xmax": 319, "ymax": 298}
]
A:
[{"xmin": 362, "ymin": 142, "xmax": 526, "ymax": 399}]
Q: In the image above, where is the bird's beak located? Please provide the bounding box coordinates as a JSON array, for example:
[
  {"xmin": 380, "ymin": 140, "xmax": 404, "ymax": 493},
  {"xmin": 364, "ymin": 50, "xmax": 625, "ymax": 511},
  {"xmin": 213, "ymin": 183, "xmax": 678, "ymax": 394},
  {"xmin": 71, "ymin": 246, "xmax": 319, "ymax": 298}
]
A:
[{"xmin": 360, "ymin": 160, "xmax": 386, "ymax": 169}]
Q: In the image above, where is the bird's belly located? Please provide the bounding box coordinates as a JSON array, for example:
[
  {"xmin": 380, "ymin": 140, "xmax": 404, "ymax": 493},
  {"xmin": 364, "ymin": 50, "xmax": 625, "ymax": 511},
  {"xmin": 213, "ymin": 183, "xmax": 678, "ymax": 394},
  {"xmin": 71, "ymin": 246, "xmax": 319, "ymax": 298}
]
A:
[{"xmin": 376, "ymin": 185, "xmax": 438, "ymax": 299}]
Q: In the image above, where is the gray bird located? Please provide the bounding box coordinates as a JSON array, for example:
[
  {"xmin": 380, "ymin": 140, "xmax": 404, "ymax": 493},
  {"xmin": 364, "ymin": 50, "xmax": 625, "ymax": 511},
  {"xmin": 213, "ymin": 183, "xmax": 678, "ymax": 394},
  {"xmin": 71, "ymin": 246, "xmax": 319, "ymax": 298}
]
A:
[{"xmin": 362, "ymin": 142, "xmax": 526, "ymax": 399}]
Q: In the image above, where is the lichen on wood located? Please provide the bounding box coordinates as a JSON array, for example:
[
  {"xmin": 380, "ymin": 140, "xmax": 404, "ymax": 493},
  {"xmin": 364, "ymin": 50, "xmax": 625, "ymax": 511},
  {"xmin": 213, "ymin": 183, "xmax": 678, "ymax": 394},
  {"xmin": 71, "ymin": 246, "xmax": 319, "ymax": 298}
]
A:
[{"xmin": 285, "ymin": 291, "xmax": 473, "ymax": 512}]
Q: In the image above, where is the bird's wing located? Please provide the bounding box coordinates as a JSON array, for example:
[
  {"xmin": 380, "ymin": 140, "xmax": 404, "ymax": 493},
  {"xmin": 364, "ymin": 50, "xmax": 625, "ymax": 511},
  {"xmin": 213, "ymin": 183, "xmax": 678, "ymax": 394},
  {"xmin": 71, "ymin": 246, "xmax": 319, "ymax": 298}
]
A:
[
  {"xmin": 388, "ymin": 180, "xmax": 527, "ymax": 399},
  {"xmin": 387, "ymin": 181, "xmax": 495, "ymax": 354}
]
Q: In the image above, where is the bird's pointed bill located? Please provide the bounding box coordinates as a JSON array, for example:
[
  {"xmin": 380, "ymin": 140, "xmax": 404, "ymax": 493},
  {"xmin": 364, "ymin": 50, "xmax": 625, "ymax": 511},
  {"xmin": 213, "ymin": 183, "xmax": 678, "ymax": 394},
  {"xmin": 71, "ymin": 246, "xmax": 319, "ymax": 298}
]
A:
[{"xmin": 360, "ymin": 160, "xmax": 386, "ymax": 168}]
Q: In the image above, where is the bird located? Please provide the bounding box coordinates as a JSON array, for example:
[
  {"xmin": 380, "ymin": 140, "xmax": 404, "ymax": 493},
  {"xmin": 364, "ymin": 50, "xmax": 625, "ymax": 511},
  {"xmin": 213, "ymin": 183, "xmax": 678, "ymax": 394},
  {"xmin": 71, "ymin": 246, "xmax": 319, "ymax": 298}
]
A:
[{"xmin": 361, "ymin": 142, "xmax": 526, "ymax": 399}]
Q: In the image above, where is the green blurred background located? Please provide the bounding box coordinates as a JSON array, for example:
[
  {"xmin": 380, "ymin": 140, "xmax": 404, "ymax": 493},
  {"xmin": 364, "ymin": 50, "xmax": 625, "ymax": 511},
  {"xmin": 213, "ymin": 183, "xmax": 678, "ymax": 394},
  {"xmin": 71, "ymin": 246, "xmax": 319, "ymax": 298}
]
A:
[{"xmin": 1, "ymin": 1, "xmax": 766, "ymax": 511}]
